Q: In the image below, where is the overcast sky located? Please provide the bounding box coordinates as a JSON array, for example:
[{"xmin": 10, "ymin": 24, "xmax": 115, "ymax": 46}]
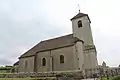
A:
[{"xmin": 0, "ymin": 0, "xmax": 120, "ymax": 67}]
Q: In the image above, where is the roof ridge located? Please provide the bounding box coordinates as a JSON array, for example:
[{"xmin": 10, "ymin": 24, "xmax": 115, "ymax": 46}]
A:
[{"xmin": 41, "ymin": 34, "xmax": 73, "ymax": 42}]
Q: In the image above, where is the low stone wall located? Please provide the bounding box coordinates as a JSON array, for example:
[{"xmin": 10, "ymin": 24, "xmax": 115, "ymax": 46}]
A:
[
  {"xmin": 1, "ymin": 68, "xmax": 119, "ymax": 79},
  {"xmin": 0, "ymin": 71, "xmax": 84, "ymax": 78}
]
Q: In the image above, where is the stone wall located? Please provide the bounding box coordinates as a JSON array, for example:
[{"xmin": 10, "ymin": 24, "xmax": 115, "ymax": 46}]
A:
[
  {"xmin": 0, "ymin": 70, "xmax": 83, "ymax": 78},
  {"xmin": 19, "ymin": 56, "xmax": 35, "ymax": 72},
  {"xmin": 36, "ymin": 45, "xmax": 78, "ymax": 72}
]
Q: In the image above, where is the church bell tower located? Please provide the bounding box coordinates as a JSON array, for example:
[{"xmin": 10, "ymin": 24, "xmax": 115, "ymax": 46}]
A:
[
  {"xmin": 71, "ymin": 11, "xmax": 98, "ymax": 69},
  {"xmin": 71, "ymin": 12, "xmax": 93, "ymax": 45}
]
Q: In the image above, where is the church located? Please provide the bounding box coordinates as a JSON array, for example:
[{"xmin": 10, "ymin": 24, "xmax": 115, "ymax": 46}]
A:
[{"xmin": 18, "ymin": 11, "xmax": 98, "ymax": 73}]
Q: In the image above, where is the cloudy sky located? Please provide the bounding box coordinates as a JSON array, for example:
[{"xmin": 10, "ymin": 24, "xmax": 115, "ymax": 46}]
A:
[{"xmin": 0, "ymin": 0, "xmax": 120, "ymax": 67}]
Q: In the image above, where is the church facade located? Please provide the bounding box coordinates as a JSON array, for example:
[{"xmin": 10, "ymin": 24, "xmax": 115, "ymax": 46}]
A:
[{"xmin": 19, "ymin": 12, "xmax": 98, "ymax": 72}]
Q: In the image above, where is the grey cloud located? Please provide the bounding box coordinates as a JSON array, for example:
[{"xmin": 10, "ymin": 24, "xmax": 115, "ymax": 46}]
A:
[
  {"xmin": 0, "ymin": 0, "xmax": 66, "ymax": 65},
  {"xmin": 92, "ymin": 27, "xmax": 120, "ymax": 66},
  {"xmin": 0, "ymin": 58, "xmax": 12, "ymax": 66}
]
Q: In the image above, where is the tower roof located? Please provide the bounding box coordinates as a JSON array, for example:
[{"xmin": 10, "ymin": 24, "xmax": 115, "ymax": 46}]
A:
[{"xmin": 71, "ymin": 12, "xmax": 91, "ymax": 23}]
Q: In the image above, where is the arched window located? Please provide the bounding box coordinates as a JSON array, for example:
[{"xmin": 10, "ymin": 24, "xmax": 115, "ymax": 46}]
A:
[
  {"xmin": 60, "ymin": 55, "xmax": 64, "ymax": 63},
  {"xmin": 42, "ymin": 58, "xmax": 46, "ymax": 66},
  {"xmin": 25, "ymin": 60, "xmax": 28, "ymax": 68},
  {"xmin": 78, "ymin": 20, "xmax": 82, "ymax": 28}
]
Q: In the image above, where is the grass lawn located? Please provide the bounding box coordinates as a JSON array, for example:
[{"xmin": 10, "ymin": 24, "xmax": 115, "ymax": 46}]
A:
[
  {"xmin": 0, "ymin": 78, "xmax": 38, "ymax": 80},
  {"xmin": 0, "ymin": 77, "xmax": 56, "ymax": 80},
  {"xmin": 100, "ymin": 77, "xmax": 113, "ymax": 80},
  {"xmin": 98, "ymin": 76, "xmax": 120, "ymax": 80},
  {"xmin": 0, "ymin": 70, "xmax": 8, "ymax": 73}
]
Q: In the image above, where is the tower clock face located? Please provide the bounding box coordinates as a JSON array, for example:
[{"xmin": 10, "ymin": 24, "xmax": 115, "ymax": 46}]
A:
[{"xmin": 78, "ymin": 20, "xmax": 82, "ymax": 28}]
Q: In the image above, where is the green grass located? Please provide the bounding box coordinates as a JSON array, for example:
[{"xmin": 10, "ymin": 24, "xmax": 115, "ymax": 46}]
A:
[
  {"xmin": 101, "ymin": 77, "xmax": 113, "ymax": 80},
  {"xmin": 0, "ymin": 77, "xmax": 56, "ymax": 80},
  {"xmin": 98, "ymin": 76, "xmax": 120, "ymax": 80},
  {"xmin": 112, "ymin": 76, "xmax": 120, "ymax": 80},
  {"xmin": 0, "ymin": 70, "xmax": 8, "ymax": 73},
  {"xmin": 0, "ymin": 78, "xmax": 37, "ymax": 80}
]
